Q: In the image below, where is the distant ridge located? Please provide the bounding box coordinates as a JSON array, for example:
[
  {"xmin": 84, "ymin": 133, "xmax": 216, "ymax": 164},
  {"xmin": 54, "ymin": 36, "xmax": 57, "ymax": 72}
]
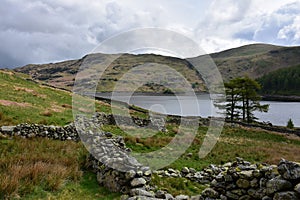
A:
[{"xmin": 14, "ymin": 43, "xmax": 300, "ymax": 95}]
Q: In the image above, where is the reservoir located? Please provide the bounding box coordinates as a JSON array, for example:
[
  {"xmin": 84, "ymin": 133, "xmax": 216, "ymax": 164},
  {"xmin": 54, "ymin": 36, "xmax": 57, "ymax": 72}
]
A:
[{"xmin": 96, "ymin": 93, "xmax": 300, "ymax": 127}]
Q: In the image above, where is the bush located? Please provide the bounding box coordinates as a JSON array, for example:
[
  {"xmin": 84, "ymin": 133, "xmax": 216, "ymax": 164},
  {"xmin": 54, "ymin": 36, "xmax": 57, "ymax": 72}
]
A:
[{"xmin": 287, "ymin": 118, "xmax": 294, "ymax": 129}]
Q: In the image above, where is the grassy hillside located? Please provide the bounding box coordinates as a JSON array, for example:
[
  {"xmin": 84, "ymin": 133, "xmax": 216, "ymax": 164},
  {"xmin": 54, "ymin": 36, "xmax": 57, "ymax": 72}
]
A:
[
  {"xmin": 14, "ymin": 44, "xmax": 300, "ymax": 96},
  {"xmin": 0, "ymin": 70, "xmax": 75, "ymax": 126},
  {"xmin": 0, "ymin": 69, "xmax": 147, "ymax": 126},
  {"xmin": 257, "ymin": 64, "xmax": 300, "ymax": 96}
]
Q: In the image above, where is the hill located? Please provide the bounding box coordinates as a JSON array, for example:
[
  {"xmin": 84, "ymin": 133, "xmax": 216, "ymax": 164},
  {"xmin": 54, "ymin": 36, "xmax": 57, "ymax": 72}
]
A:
[
  {"xmin": 204, "ymin": 43, "xmax": 300, "ymax": 81},
  {"xmin": 15, "ymin": 53, "xmax": 205, "ymax": 93},
  {"xmin": 14, "ymin": 44, "xmax": 300, "ymax": 95}
]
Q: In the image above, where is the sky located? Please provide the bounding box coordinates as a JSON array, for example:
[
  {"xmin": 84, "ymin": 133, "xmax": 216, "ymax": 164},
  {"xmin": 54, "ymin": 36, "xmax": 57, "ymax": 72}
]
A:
[{"xmin": 1, "ymin": 0, "xmax": 300, "ymax": 68}]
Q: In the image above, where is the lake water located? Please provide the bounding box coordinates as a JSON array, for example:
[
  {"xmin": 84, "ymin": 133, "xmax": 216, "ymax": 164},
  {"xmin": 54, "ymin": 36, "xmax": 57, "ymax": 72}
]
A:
[{"xmin": 96, "ymin": 94, "xmax": 300, "ymax": 127}]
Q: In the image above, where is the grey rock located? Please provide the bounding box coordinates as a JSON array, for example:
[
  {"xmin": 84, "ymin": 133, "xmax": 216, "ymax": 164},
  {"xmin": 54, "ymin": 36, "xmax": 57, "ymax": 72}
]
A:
[
  {"xmin": 236, "ymin": 179, "xmax": 250, "ymax": 189},
  {"xmin": 130, "ymin": 188, "xmax": 154, "ymax": 197},
  {"xmin": 127, "ymin": 196, "xmax": 164, "ymax": 200},
  {"xmin": 130, "ymin": 178, "xmax": 146, "ymax": 187},
  {"xmin": 238, "ymin": 195, "xmax": 252, "ymax": 200},
  {"xmin": 125, "ymin": 170, "xmax": 136, "ymax": 179},
  {"xmin": 278, "ymin": 159, "xmax": 300, "ymax": 180},
  {"xmin": 248, "ymin": 188, "xmax": 266, "ymax": 199},
  {"xmin": 165, "ymin": 193, "xmax": 175, "ymax": 200},
  {"xmin": 223, "ymin": 162, "xmax": 232, "ymax": 168},
  {"xmin": 202, "ymin": 188, "xmax": 219, "ymax": 198},
  {"xmin": 239, "ymin": 171, "xmax": 253, "ymax": 179},
  {"xmin": 266, "ymin": 177, "xmax": 292, "ymax": 195},
  {"xmin": 225, "ymin": 191, "xmax": 239, "ymax": 200},
  {"xmin": 273, "ymin": 191, "xmax": 299, "ymax": 200},
  {"xmin": 250, "ymin": 178, "xmax": 259, "ymax": 188},
  {"xmin": 190, "ymin": 195, "xmax": 202, "ymax": 200},
  {"xmin": 295, "ymin": 183, "xmax": 300, "ymax": 194},
  {"xmin": 1, "ymin": 126, "xmax": 15, "ymax": 134},
  {"xmin": 189, "ymin": 168, "xmax": 197, "ymax": 174},
  {"xmin": 262, "ymin": 196, "xmax": 272, "ymax": 200},
  {"xmin": 175, "ymin": 195, "xmax": 189, "ymax": 200},
  {"xmin": 220, "ymin": 194, "xmax": 228, "ymax": 200},
  {"xmin": 155, "ymin": 190, "xmax": 166, "ymax": 199},
  {"xmin": 182, "ymin": 167, "xmax": 190, "ymax": 174},
  {"xmin": 224, "ymin": 174, "xmax": 233, "ymax": 182}
]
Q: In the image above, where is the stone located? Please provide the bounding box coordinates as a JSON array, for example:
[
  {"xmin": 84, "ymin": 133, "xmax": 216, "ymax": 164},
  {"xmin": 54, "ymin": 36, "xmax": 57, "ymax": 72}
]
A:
[
  {"xmin": 165, "ymin": 193, "xmax": 175, "ymax": 200},
  {"xmin": 231, "ymin": 189, "xmax": 245, "ymax": 196},
  {"xmin": 130, "ymin": 188, "xmax": 155, "ymax": 197},
  {"xmin": 175, "ymin": 195, "xmax": 189, "ymax": 200},
  {"xmin": 220, "ymin": 194, "xmax": 228, "ymax": 200},
  {"xmin": 189, "ymin": 168, "xmax": 196, "ymax": 174},
  {"xmin": 225, "ymin": 191, "xmax": 239, "ymax": 200},
  {"xmin": 224, "ymin": 174, "xmax": 233, "ymax": 182},
  {"xmin": 105, "ymin": 132, "xmax": 113, "ymax": 137},
  {"xmin": 201, "ymin": 188, "xmax": 219, "ymax": 198},
  {"xmin": 1, "ymin": 126, "xmax": 15, "ymax": 134},
  {"xmin": 125, "ymin": 170, "xmax": 136, "ymax": 179},
  {"xmin": 155, "ymin": 190, "xmax": 166, "ymax": 198},
  {"xmin": 295, "ymin": 183, "xmax": 300, "ymax": 194},
  {"xmin": 250, "ymin": 178, "xmax": 259, "ymax": 188},
  {"xmin": 168, "ymin": 168, "xmax": 177, "ymax": 174},
  {"xmin": 266, "ymin": 177, "xmax": 293, "ymax": 195},
  {"xmin": 236, "ymin": 179, "xmax": 250, "ymax": 189},
  {"xmin": 252, "ymin": 170, "xmax": 262, "ymax": 178},
  {"xmin": 120, "ymin": 195, "xmax": 130, "ymax": 200},
  {"xmin": 223, "ymin": 162, "xmax": 232, "ymax": 168},
  {"xmin": 190, "ymin": 195, "xmax": 202, "ymax": 200},
  {"xmin": 248, "ymin": 188, "xmax": 266, "ymax": 199},
  {"xmin": 239, "ymin": 195, "xmax": 252, "ymax": 200},
  {"xmin": 239, "ymin": 171, "xmax": 253, "ymax": 179},
  {"xmin": 130, "ymin": 178, "xmax": 146, "ymax": 187},
  {"xmin": 262, "ymin": 196, "xmax": 272, "ymax": 200},
  {"xmin": 273, "ymin": 191, "xmax": 299, "ymax": 200},
  {"xmin": 278, "ymin": 159, "xmax": 300, "ymax": 180},
  {"xmin": 181, "ymin": 167, "xmax": 190, "ymax": 174},
  {"xmin": 144, "ymin": 170, "xmax": 152, "ymax": 176}
]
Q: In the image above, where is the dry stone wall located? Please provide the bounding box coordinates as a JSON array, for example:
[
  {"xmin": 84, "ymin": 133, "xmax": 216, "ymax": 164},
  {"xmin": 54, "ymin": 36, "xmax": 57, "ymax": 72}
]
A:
[{"xmin": 1, "ymin": 113, "xmax": 300, "ymax": 200}]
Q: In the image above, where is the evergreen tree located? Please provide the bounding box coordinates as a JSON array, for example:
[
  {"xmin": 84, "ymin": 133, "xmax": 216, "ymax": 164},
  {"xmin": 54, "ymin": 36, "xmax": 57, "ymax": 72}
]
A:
[
  {"xmin": 287, "ymin": 118, "xmax": 294, "ymax": 129},
  {"xmin": 218, "ymin": 76, "xmax": 269, "ymax": 123}
]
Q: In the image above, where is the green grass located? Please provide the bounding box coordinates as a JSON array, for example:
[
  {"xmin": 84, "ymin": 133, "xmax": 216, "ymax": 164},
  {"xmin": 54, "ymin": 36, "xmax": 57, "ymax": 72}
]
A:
[
  {"xmin": 0, "ymin": 70, "xmax": 74, "ymax": 125},
  {"xmin": 102, "ymin": 124, "xmax": 300, "ymax": 170},
  {"xmin": 151, "ymin": 174, "xmax": 207, "ymax": 197},
  {"xmin": 0, "ymin": 137, "xmax": 121, "ymax": 200},
  {"xmin": 0, "ymin": 70, "xmax": 148, "ymax": 126},
  {"xmin": 22, "ymin": 172, "xmax": 121, "ymax": 200}
]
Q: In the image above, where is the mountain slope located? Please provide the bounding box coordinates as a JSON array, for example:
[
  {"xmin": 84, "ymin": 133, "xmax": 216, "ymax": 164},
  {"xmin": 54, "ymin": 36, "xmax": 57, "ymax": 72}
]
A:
[
  {"xmin": 203, "ymin": 44, "xmax": 300, "ymax": 81},
  {"xmin": 14, "ymin": 44, "xmax": 300, "ymax": 95}
]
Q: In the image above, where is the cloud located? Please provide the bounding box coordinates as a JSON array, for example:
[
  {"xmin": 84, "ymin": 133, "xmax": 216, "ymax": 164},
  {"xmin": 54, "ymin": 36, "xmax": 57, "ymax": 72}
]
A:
[
  {"xmin": 194, "ymin": 0, "xmax": 300, "ymax": 53},
  {"xmin": 0, "ymin": 0, "xmax": 300, "ymax": 68}
]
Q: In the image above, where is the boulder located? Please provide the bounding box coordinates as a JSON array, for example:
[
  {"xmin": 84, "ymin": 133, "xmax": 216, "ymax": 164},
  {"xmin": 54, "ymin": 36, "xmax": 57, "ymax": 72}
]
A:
[
  {"xmin": 278, "ymin": 159, "xmax": 300, "ymax": 180},
  {"xmin": 266, "ymin": 177, "xmax": 292, "ymax": 195},
  {"xmin": 273, "ymin": 191, "xmax": 299, "ymax": 200},
  {"xmin": 130, "ymin": 178, "xmax": 146, "ymax": 187}
]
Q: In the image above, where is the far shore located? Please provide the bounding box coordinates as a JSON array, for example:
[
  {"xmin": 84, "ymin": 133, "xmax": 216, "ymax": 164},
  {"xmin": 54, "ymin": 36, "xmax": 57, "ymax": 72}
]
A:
[{"xmin": 91, "ymin": 92, "xmax": 300, "ymax": 102}]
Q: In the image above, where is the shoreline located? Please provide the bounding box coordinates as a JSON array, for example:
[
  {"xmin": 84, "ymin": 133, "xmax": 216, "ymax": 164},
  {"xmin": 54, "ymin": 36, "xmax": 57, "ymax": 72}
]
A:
[{"xmin": 261, "ymin": 95, "xmax": 300, "ymax": 102}]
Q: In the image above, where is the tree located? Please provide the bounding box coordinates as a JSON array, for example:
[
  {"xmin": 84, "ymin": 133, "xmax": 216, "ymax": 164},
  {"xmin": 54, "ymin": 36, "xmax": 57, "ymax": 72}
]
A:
[
  {"xmin": 218, "ymin": 77, "xmax": 269, "ymax": 123},
  {"xmin": 287, "ymin": 118, "xmax": 294, "ymax": 129}
]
